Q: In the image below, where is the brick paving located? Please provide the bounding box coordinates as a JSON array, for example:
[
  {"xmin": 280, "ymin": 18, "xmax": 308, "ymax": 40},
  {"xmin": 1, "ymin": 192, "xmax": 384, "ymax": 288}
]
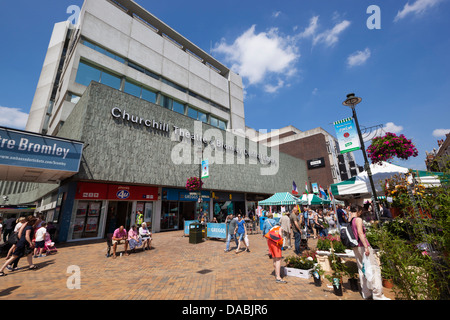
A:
[{"xmin": 0, "ymin": 230, "xmax": 395, "ymax": 300}]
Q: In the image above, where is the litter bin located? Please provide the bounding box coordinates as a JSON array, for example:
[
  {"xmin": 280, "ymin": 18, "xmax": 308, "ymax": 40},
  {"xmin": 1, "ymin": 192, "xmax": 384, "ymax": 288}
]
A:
[{"xmin": 189, "ymin": 223, "xmax": 203, "ymax": 244}]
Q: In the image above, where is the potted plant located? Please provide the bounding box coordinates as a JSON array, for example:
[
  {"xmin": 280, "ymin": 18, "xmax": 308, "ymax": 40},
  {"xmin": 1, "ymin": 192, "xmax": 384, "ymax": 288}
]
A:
[
  {"xmin": 325, "ymin": 244, "xmax": 346, "ymax": 296},
  {"xmin": 367, "ymin": 132, "xmax": 418, "ymax": 165},
  {"xmin": 310, "ymin": 263, "xmax": 325, "ymax": 287},
  {"xmin": 284, "ymin": 255, "xmax": 316, "ymax": 279},
  {"xmin": 185, "ymin": 176, "xmax": 203, "ymax": 191},
  {"xmin": 344, "ymin": 260, "xmax": 360, "ymax": 292}
]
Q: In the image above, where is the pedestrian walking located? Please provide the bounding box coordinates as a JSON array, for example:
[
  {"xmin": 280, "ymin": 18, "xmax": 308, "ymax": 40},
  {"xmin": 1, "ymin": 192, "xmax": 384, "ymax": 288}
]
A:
[
  {"xmin": 0, "ymin": 216, "xmax": 38, "ymax": 276},
  {"xmin": 262, "ymin": 213, "xmax": 286, "ymax": 284},
  {"xmin": 289, "ymin": 207, "xmax": 303, "ymax": 254},
  {"xmin": 2, "ymin": 216, "xmax": 16, "ymax": 243},
  {"xmin": 279, "ymin": 211, "xmax": 291, "ymax": 250},
  {"xmin": 314, "ymin": 209, "xmax": 328, "ymax": 237},
  {"xmin": 234, "ymin": 214, "xmax": 249, "ymax": 253},
  {"xmin": 349, "ymin": 205, "xmax": 390, "ymax": 300},
  {"xmin": 224, "ymin": 214, "xmax": 238, "ymax": 252},
  {"xmin": 34, "ymin": 222, "xmax": 47, "ymax": 258}
]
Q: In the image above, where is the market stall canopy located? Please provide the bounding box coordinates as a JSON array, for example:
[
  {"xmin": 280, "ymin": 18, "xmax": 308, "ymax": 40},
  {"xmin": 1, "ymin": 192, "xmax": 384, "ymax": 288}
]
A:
[
  {"xmin": 298, "ymin": 193, "xmax": 331, "ymax": 205},
  {"xmin": 330, "ymin": 161, "xmax": 443, "ymax": 197},
  {"xmin": 258, "ymin": 192, "xmax": 302, "ymax": 206}
]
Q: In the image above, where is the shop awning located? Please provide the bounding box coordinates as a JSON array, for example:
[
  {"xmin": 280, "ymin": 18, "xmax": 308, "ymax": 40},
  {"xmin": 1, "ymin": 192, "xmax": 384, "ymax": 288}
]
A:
[
  {"xmin": 298, "ymin": 193, "xmax": 331, "ymax": 205},
  {"xmin": 258, "ymin": 192, "xmax": 302, "ymax": 206}
]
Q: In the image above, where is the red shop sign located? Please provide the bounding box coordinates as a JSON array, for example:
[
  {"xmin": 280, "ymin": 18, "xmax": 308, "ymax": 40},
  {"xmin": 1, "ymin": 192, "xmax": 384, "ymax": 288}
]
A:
[
  {"xmin": 107, "ymin": 184, "xmax": 158, "ymax": 201},
  {"xmin": 75, "ymin": 182, "xmax": 108, "ymax": 200}
]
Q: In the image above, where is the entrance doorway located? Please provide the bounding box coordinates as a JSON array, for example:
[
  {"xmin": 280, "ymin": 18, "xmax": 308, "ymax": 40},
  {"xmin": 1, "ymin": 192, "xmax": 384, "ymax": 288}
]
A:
[{"xmin": 105, "ymin": 201, "xmax": 132, "ymax": 236}]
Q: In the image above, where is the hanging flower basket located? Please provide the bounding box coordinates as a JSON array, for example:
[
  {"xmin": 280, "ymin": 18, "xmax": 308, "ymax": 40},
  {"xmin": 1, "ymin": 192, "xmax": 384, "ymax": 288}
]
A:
[
  {"xmin": 186, "ymin": 176, "xmax": 203, "ymax": 191},
  {"xmin": 367, "ymin": 132, "xmax": 418, "ymax": 165}
]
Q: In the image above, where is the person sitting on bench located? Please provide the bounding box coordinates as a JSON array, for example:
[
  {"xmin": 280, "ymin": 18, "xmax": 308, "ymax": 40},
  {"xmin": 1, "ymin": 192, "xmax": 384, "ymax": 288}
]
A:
[{"xmin": 112, "ymin": 226, "xmax": 129, "ymax": 258}]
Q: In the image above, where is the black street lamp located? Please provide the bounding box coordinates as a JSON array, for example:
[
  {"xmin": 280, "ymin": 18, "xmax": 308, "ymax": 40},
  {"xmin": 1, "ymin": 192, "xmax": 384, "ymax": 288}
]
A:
[{"xmin": 342, "ymin": 93, "xmax": 380, "ymax": 221}]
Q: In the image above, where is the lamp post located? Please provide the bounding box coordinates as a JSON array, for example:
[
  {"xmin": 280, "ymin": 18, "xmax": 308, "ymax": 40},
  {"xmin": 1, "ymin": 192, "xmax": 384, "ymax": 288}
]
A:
[{"xmin": 342, "ymin": 93, "xmax": 380, "ymax": 222}]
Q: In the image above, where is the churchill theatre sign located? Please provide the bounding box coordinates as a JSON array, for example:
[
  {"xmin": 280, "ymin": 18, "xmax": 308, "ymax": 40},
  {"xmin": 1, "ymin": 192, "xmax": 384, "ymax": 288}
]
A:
[{"xmin": 110, "ymin": 107, "xmax": 278, "ymax": 167}]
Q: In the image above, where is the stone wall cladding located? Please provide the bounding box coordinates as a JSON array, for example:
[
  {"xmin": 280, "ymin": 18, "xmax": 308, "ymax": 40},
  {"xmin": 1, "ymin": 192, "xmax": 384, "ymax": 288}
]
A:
[{"xmin": 59, "ymin": 82, "xmax": 308, "ymax": 194}]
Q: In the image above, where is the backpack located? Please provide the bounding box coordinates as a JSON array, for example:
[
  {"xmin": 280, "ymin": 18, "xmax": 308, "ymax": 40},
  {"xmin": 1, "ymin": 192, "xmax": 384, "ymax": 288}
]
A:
[
  {"xmin": 340, "ymin": 218, "xmax": 358, "ymax": 248},
  {"xmin": 264, "ymin": 220, "xmax": 283, "ymax": 247}
]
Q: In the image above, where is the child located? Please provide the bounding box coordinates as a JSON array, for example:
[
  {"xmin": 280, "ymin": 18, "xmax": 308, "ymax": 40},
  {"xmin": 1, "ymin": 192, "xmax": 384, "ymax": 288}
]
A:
[{"xmin": 34, "ymin": 222, "xmax": 47, "ymax": 258}]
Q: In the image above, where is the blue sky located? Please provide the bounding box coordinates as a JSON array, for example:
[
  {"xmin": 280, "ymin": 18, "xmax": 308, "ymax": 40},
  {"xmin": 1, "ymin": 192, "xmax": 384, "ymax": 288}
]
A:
[{"xmin": 1, "ymin": 0, "xmax": 449, "ymax": 170}]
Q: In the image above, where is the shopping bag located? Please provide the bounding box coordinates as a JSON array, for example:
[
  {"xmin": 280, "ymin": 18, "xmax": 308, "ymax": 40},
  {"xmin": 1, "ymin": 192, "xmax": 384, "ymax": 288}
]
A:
[
  {"xmin": 362, "ymin": 254, "xmax": 374, "ymax": 282},
  {"xmin": 244, "ymin": 235, "xmax": 249, "ymax": 247}
]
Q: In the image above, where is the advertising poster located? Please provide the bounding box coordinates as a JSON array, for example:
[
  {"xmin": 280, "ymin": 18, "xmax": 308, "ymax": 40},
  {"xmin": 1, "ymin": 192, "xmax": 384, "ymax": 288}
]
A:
[
  {"xmin": 334, "ymin": 117, "xmax": 361, "ymax": 154},
  {"xmin": 201, "ymin": 159, "xmax": 209, "ymax": 179}
]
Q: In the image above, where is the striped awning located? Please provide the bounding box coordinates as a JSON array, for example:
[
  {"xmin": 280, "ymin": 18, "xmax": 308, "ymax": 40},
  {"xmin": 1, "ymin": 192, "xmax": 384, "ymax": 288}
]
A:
[{"xmin": 258, "ymin": 192, "xmax": 302, "ymax": 206}]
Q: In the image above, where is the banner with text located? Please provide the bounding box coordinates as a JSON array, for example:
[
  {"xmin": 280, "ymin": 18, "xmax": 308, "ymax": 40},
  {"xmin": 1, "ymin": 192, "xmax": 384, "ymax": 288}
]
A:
[{"xmin": 333, "ymin": 117, "xmax": 361, "ymax": 154}]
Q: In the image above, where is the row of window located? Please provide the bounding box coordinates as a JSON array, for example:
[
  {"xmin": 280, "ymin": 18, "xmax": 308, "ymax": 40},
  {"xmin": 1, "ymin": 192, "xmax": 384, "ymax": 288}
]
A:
[
  {"xmin": 74, "ymin": 61, "xmax": 227, "ymax": 130},
  {"xmin": 79, "ymin": 38, "xmax": 229, "ymax": 114}
]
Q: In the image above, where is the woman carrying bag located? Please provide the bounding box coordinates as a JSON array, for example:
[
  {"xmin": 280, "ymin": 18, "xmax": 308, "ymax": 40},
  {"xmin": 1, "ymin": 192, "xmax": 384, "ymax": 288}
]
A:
[{"xmin": 349, "ymin": 206, "xmax": 390, "ymax": 300}]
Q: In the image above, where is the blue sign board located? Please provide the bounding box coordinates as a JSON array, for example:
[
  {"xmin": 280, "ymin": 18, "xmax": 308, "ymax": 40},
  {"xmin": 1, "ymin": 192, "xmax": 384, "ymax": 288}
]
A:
[
  {"xmin": 206, "ymin": 223, "xmax": 227, "ymax": 239},
  {"xmin": 163, "ymin": 188, "xmax": 210, "ymax": 202},
  {"xmin": 184, "ymin": 220, "xmax": 198, "ymax": 236},
  {"xmin": 0, "ymin": 128, "xmax": 83, "ymax": 172}
]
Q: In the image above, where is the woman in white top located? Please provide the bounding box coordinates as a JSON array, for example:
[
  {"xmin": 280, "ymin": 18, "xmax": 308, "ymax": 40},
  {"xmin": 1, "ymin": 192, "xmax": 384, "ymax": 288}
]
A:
[
  {"xmin": 5, "ymin": 217, "xmax": 26, "ymax": 262},
  {"xmin": 139, "ymin": 222, "xmax": 152, "ymax": 250}
]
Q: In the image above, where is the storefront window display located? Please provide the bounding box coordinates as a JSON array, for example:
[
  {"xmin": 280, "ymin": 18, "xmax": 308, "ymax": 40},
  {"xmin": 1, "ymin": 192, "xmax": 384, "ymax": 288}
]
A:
[
  {"xmin": 161, "ymin": 201, "xmax": 179, "ymax": 230},
  {"xmin": 72, "ymin": 201, "xmax": 103, "ymax": 239}
]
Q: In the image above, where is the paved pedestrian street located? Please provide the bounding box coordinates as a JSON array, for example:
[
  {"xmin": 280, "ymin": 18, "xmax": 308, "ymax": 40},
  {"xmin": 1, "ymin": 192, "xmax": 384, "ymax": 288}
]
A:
[{"xmin": 0, "ymin": 230, "xmax": 395, "ymax": 301}]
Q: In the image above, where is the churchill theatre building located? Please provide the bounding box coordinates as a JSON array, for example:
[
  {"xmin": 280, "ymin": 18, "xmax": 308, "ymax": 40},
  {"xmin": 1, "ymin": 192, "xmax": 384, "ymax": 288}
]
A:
[{"xmin": 1, "ymin": 0, "xmax": 308, "ymax": 242}]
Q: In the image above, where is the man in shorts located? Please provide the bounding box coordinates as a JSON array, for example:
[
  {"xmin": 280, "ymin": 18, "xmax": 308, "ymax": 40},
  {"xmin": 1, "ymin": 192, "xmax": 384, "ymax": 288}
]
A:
[
  {"xmin": 112, "ymin": 226, "xmax": 129, "ymax": 258},
  {"xmin": 262, "ymin": 214, "xmax": 286, "ymax": 284}
]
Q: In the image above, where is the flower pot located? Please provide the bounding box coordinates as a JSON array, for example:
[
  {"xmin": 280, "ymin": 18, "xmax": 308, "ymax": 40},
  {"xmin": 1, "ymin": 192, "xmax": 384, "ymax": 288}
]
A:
[
  {"xmin": 312, "ymin": 271, "xmax": 322, "ymax": 287},
  {"xmin": 349, "ymin": 278, "xmax": 359, "ymax": 292},
  {"xmin": 382, "ymin": 278, "xmax": 394, "ymax": 289},
  {"xmin": 390, "ymin": 207, "xmax": 402, "ymax": 218},
  {"xmin": 332, "ymin": 278, "xmax": 343, "ymax": 296}
]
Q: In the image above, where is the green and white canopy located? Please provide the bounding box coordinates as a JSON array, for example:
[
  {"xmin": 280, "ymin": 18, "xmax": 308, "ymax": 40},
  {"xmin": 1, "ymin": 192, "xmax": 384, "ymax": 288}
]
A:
[
  {"xmin": 258, "ymin": 192, "xmax": 302, "ymax": 206},
  {"xmin": 330, "ymin": 161, "xmax": 443, "ymax": 197},
  {"xmin": 298, "ymin": 193, "xmax": 331, "ymax": 205}
]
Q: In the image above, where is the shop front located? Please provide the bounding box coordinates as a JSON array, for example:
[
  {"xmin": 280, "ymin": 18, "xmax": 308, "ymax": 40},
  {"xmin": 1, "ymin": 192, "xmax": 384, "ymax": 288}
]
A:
[
  {"xmin": 70, "ymin": 182, "xmax": 158, "ymax": 240},
  {"xmin": 161, "ymin": 188, "xmax": 210, "ymax": 231},
  {"xmin": 211, "ymin": 191, "xmax": 245, "ymax": 222}
]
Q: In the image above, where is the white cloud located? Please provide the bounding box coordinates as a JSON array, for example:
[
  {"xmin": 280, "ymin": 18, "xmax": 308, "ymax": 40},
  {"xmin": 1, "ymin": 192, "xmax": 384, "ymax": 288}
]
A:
[
  {"xmin": 347, "ymin": 48, "xmax": 371, "ymax": 67},
  {"xmin": 432, "ymin": 128, "xmax": 450, "ymax": 137},
  {"xmin": 384, "ymin": 122, "xmax": 404, "ymax": 133},
  {"xmin": 299, "ymin": 16, "xmax": 319, "ymax": 39},
  {"xmin": 313, "ymin": 20, "xmax": 351, "ymax": 47},
  {"xmin": 264, "ymin": 79, "xmax": 285, "ymax": 93},
  {"xmin": 312, "ymin": 88, "xmax": 319, "ymax": 95},
  {"xmin": 212, "ymin": 25, "xmax": 299, "ymax": 92},
  {"xmin": 394, "ymin": 0, "xmax": 441, "ymax": 22},
  {"xmin": 0, "ymin": 106, "xmax": 28, "ymax": 129},
  {"xmin": 272, "ymin": 11, "xmax": 282, "ymax": 18}
]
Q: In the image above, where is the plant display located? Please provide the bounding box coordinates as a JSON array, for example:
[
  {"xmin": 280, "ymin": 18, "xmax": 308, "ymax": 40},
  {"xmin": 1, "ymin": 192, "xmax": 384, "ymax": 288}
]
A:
[
  {"xmin": 367, "ymin": 132, "xmax": 418, "ymax": 165},
  {"xmin": 317, "ymin": 235, "xmax": 346, "ymax": 253},
  {"xmin": 284, "ymin": 255, "xmax": 315, "ymax": 270},
  {"xmin": 185, "ymin": 176, "xmax": 203, "ymax": 191}
]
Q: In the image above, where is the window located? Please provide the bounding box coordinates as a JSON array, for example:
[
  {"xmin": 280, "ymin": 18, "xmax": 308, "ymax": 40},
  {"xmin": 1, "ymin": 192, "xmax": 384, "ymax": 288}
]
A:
[
  {"xmin": 75, "ymin": 61, "xmax": 101, "ymax": 86},
  {"xmin": 187, "ymin": 107, "xmax": 197, "ymax": 120},
  {"xmin": 141, "ymin": 88, "xmax": 157, "ymax": 103},
  {"xmin": 81, "ymin": 39, "xmax": 125, "ymax": 64},
  {"xmin": 66, "ymin": 92, "xmax": 81, "ymax": 104},
  {"xmin": 198, "ymin": 110, "xmax": 207, "ymax": 123},
  {"xmin": 172, "ymin": 100, "xmax": 185, "ymax": 115},
  {"xmin": 100, "ymin": 71, "xmax": 121, "ymax": 90},
  {"xmin": 210, "ymin": 116, "xmax": 218, "ymax": 127},
  {"xmin": 124, "ymin": 80, "xmax": 142, "ymax": 98},
  {"xmin": 160, "ymin": 95, "xmax": 172, "ymax": 110},
  {"xmin": 218, "ymin": 120, "xmax": 227, "ymax": 130}
]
